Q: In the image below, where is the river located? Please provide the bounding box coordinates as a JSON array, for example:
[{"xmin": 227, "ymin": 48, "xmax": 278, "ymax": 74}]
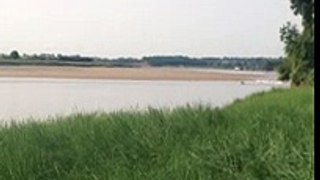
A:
[{"xmin": 0, "ymin": 78, "xmax": 286, "ymax": 123}]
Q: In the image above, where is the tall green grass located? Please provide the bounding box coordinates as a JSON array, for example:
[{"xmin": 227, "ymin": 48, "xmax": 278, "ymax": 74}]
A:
[{"xmin": 0, "ymin": 88, "xmax": 314, "ymax": 180}]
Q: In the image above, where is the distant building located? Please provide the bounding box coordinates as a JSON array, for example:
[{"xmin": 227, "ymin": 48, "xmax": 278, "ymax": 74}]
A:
[{"xmin": 234, "ymin": 67, "xmax": 240, "ymax": 71}]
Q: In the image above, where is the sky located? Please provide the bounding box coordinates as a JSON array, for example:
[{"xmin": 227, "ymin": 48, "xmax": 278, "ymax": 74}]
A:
[{"xmin": 0, "ymin": 0, "xmax": 301, "ymax": 58}]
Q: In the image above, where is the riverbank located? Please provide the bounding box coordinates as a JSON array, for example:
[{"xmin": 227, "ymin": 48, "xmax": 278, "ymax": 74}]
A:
[
  {"xmin": 0, "ymin": 87, "xmax": 314, "ymax": 179},
  {"xmin": 0, "ymin": 66, "xmax": 273, "ymax": 81}
]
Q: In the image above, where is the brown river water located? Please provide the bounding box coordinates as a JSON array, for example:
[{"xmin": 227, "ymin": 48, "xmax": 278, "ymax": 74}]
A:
[{"xmin": 0, "ymin": 78, "xmax": 287, "ymax": 123}]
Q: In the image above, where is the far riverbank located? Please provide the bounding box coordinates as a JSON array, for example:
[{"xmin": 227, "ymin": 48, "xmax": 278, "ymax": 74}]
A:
[{"xmin": 0, "ymin": 66, "xmax": 276, "ymax": 81}]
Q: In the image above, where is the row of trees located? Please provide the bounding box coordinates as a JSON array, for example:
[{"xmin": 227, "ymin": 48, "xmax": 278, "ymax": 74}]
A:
[
  {"xmin": 142, "ymin": 56, "xmax": 280, "ymax": 71},
  {"xmin": 0, "ymin": 51, "xmax": 280, "ymax": 71},
  {"xmin": 0, "ymin": 52, "xmax": 95, "ymax": 62},
  {"xmin": 279, "ymin": 0, "xmax": 314, "ymax": 86}
]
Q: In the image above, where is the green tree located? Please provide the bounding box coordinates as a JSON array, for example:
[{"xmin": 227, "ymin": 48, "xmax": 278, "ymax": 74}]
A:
[
  {"xmin": 10, "ymin": 50, "xmax": 20, "ymax": 59},
  {"xmin": 290, "ymin": 0, "xmax": 314, "ymax": 26},
  {"xmin": 279, "ymin": 0, "xmax": 314, "ymax": 86}
]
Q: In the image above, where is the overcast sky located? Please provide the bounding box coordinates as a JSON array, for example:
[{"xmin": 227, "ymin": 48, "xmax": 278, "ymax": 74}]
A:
[{"xmin": 0, "ymin": 0, "xmax": 301, "ymax": 58}]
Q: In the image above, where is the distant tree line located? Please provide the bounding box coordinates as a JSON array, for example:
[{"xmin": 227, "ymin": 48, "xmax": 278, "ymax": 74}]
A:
[
  {"xmin": 142, "ymin": 56, "xmax": 280, "ymax": 71},
  {"xmin": 0, "ymin": 51, "xmax": 281, "ymax": 71}
]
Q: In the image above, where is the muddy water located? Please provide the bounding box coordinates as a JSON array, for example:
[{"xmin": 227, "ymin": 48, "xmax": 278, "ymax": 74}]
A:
[{"xmin": 0, "ymin": 78, "xmax": 284, "ymax": 123}]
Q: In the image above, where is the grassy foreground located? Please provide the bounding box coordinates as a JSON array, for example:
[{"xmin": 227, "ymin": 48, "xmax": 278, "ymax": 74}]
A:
[{"xmin": 0, "ymin": 88, "xmax": 314, "ymax": 180}]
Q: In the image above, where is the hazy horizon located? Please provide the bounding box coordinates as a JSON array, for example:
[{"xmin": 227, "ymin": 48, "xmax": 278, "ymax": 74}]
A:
[{"xmin": 1, "ymin": 0, "xmax": 301, "ymax": 58}]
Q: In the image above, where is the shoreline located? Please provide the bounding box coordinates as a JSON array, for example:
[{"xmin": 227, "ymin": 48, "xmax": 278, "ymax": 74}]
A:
[{"xmin": 0, "ymin": 66, "xmax": 274, "ymax": 81}]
